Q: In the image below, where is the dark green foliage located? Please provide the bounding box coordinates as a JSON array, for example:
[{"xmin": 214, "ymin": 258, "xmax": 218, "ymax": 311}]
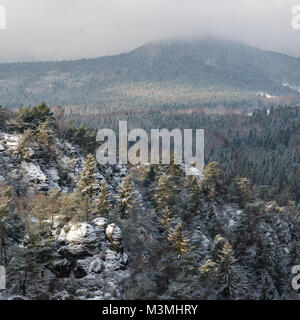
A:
[
  {"xmin": 118, "ymin": 176, "xmax": 135, "ymax": 219},
  {"xmin": 73, "ymin": 104, "xmax": 300, "ymax": 204},
  {"xmin": 0, "ymin": 101, "xmax": 299, "ymax": 300},
  {"xmin": 14, "ymin": 102, "xmax": 54, "ymax": 132},
  {"xmin": 61, "ymin": 122, "xmax": 96, "ymax": 153},
  {"xmin": 119, "ymin": 159, "xmax": 300, "ymax": 300},
  {"xmin": 143, "ymin": 165, "xmax": 157, "ymax": 187}
]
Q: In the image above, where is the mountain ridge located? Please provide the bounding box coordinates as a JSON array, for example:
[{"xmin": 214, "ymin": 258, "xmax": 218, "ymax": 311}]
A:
[{"xmin": 1, "ymin": 37, "xmax": 300, "ymax": 110}]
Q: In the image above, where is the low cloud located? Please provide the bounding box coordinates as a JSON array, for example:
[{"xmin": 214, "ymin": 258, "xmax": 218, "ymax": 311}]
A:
[{"xmin": 0, "ymin": 0, "xmax": 299, "ymax": 62}]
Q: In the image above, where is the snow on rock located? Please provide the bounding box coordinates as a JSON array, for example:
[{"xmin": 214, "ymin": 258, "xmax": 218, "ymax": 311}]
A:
[
  {"xmin": 228, "ymin": 219, "xmax": 235, "ymax": 228},
  {"xmin": 184, "ymin": 165, "xmax": 203, "ymax": 178},
  {"xmin": 104, "ymin": 249, "xmax": 128, "ymax": 271},
  {"xmin": 57, "ymin": 227, "xmax": 68, "ymax": 243},
  {"xmin": 201, "ymin": 235, "xmax": 211, "ymax": 250},
  {"xmin": 282, "ymin": 82, "xmax": 300, "ymax": 93},
  {"xmin": 0, "ymin": 129, "xmax": 126, "ymax": 196},
  {"xmin": 0, "ymin": 129, "xmax": 132, "ymax": 300},
  {"xmin": 257, "ymin": 91, "xmax": 276, "ymax": 99},
  {"xmin": 73, "ymin": 255, "xmax": 105, "ymax": 278},
  {"xmin": 88, "ymin": 257, "xmax": 104, "ymax": 274},
  {"xmin": 93, "ymin": 217, "xmax": 107, "ymax": 230},
  {"xmin": 0, "ymin": 133, "xmax": 21, "ymax": 149},
  {"xmin": 21, "ymin": 162, "xmax": 47, "ymax": 191},
  {"xmin": 45, "ymin": 167, "xmax": 61, "ymax": 190},
  {"xmin": 66, "ymin": 223, "xmax": 97, "ymax": 245},
  {"xmin": 7, "ymin": 216, "xmax": 130, "ymax": 300}
]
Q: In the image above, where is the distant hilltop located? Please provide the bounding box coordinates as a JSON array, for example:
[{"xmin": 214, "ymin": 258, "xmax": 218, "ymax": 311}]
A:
[{"xmin": 1, "ymin": 37, "xmax": 300, "ymax": 110}]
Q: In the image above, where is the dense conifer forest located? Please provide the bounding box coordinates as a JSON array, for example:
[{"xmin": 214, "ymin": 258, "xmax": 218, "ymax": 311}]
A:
[
  {"xmin": 62, "ymin": 104, "xmax": 300, "ymax": 206},
  {"xmin": 0, "ymin": 103, "xmax": 299, "ymax": 300}
]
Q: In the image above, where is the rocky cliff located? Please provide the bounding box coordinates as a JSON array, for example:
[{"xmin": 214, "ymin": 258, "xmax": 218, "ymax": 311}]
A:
[{"xmin": 0, "ymin": 128, "xmax": 130, "ymax": 300}]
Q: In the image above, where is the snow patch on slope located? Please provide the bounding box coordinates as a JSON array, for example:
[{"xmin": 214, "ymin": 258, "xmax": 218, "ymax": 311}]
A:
[{"xmin": 282, "ymin": 82, "xmax": 300, "ymax": 93}]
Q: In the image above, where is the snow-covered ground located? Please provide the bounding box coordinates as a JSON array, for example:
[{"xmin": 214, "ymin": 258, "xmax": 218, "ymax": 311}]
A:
[
  {"xmin": 257, "ymin": 91, "xmax": 276, "ymax": 99},
  {"xmin": 282, "ymin": 82, "xmax": 300, "ymax": 93}
]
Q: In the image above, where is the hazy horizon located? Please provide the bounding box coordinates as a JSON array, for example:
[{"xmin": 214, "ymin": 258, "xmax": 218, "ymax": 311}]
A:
[
  {"xmin": 1, "ymin": 34, "xmax": 298, "ymax": 65},
  {"xmin": 1, "ymin": 0, "xmax": 300, "ymax": 63}
]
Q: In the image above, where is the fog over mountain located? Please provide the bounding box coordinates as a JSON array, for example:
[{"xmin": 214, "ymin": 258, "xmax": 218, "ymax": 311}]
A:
[{"xmin": 1, "ymin": 0, "xmax": 300, "ymax": 62}]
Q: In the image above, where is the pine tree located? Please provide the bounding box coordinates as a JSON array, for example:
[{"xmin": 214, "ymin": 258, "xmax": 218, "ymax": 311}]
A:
[
  {"xmin": 199, "ymin": 259, "xmax": 218, "ymax": 280},
  {"xmin": 287, "ymin": 200, "xmax": 300, "ymax": 221},
  {"xmin": 167, "ymin": 153, "xmax": 184, "ymax": 178},
  {"xmin": 143, "ymin": 164, "xmax": 157, "ymax": 187},
  {"xmin": 168, "ymin": 224, "xmax": 194, "ymax": 257},
  {"xmin": 15, "ymin": 103, "xmax": 54, "ymax": 132},
  {"xmin": 142, "ymin": 164, "xmax": 159, "ymax": 204},
  {"xmin": 77, "ymin": 154, "xmax": 97, "ymax": 198},
  {"xmin": 16, "ymin": 128, "xmax": 35, "ymax": 160},
  {"xmin": 201, "ymin": 162, "xmax": 221, "ymax": 184},
  {"xmin": 201, "ymin": 235, "xmax": 244, "ymax": 299},
  {"xmin": 154, "ymin": 173, "xmax": 177, "ymax": 210},
  {"xmin": 94, "ymin": 179, "xmax": 112, "ymax": 217},
  {"xmin": 77, "ymin": 154, "xmax": 97, "ymax": 220},
  {"xmin": 216, "ymin": 239, "xmax": 243, "ymax": 299},
  {"xmin": 47, "ymin": 190, "xmax": 61, "ymax": 225},
  {"xmin": 200, "ymin": 162, "xmax": 222, "ymax": 197},
  {"xmin": 235, "ymin": 177, "xmax": 253, "ymax": 207},
  {"xmin": 59, "ymin": 193, "xmax": 78, "ymax": 222},
  {"xmin": 186, "ymin": 175, "xmax": 201, "ymax": 212},
  {"xmin": 118, "ymin": 176, "xmax": 135, "ymax": 219},
  {"xmin": 160, "ymin": 206, "xmax": 174, "ymax": 230},
  {"xmin": 36, "ymin": 119, "xmax": 55, "ymax": 150},
  {"xmin": 25, "ymin": 193, "xmax": 53, "ymax": 248},
  {"xmin": 217, "ymin": 240, "xmax": 236, "ymax": 278}
]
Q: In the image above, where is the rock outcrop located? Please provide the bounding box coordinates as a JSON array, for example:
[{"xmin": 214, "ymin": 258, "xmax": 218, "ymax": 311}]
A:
[
  {"xmin": 0, "ymin": 131, "xmax": 127, "ymax": 196},
  {"xmin": 1, "ymin": 218, "xmax": 128, "ymax": 300},
  {"xmin": 0, "ymin": 130, "xmax": 129, "ymax": 300}
]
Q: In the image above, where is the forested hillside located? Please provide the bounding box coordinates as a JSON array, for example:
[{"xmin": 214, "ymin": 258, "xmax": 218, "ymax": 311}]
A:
[
  {"xmin": 0, "ymin": 105, "xmax": 299, "ymax": 300},
  {"xmin": 1, "ymin": 37, "xmax": 300, "ymax": 111},
  {"xmin": 64, "ymin": 104, "xmax": 300, "ymax": 205}
]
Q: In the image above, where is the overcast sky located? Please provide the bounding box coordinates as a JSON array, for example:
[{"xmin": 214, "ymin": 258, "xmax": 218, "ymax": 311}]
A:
[{"xmin": 0, "ymin": 0, "xmax": 300, "ymax": 62}]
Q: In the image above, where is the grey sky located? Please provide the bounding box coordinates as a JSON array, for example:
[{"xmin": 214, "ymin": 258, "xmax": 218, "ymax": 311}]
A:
[{"xmin": 0, "ymin": 0, "xmax": 300, "ymax": 62}]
